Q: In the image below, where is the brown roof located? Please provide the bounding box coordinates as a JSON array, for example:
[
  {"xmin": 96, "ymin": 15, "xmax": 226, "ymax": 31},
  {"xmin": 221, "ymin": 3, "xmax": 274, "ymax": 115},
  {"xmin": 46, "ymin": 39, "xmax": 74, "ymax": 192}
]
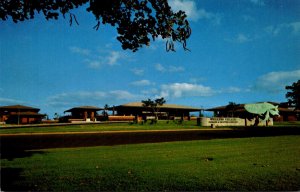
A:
[
  {"xmin": 9, "ymin": 112, "xmax": 46, "ymax": 116},
  {"xmin": 205, "ymin": 104, "xmax": 245, "ymax": 111},
  {"xmin": 112, "ymin": 102, "xmax": 201, "ymax": 111},
  {"xmin": 64, "ymin": 106, "xmax": 103, "ymax": 113},
  {"xmin": 205, "ymin": 105, "xmax": 227, "ymax": 111},
  {"xmin": 0, "ymin": 105, "xmax": 40, "ymax": 111}
]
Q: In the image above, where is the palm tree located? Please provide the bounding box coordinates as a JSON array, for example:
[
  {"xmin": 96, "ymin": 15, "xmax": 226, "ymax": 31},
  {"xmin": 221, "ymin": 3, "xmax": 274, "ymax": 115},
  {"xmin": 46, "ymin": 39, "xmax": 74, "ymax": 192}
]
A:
[{"xmin": 103, "ymin": 104, "xmax": 109, "ymax": 120}]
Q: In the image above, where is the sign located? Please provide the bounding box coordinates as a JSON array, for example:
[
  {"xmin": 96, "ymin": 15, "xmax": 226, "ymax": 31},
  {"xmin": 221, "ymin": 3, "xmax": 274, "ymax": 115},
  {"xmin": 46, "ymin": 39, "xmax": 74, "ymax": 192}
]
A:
[
  {"xmin": 201, "ymin": 117, "xmax": 273, "ymax": 127},
  {"xmin": 208, "ymin": 117, "xmax": 239, "ymax": 124}
]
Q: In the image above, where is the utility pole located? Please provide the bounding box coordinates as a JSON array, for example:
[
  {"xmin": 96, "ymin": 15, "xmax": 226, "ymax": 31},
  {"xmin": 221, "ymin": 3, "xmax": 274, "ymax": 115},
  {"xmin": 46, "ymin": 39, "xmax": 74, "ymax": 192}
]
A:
[{"xmin": 17, "ymin": 108, "xmax": 20, "ymax": 125}]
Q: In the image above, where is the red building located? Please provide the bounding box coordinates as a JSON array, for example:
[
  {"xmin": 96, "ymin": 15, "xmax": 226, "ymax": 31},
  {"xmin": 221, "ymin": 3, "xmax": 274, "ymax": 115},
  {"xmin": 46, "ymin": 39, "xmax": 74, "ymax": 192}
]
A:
[{"xmin": 0, "ymin": 105, "xmax": 46, "ymax": 124}]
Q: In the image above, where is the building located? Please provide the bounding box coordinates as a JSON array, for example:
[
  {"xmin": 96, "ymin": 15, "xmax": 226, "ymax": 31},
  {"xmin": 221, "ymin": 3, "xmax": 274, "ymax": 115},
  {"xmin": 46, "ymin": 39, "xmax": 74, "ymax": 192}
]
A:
[
  {"xmin": 274, "ymin": 102, "xmax": 300, "ymax": 121},
  {"xmin": 205, "ymin": 102, "xmax": 299, "ymax": 121},
  {"xmin": 63, "ymin": 106, "xmax": 103, "ymax": 122},
  {"xmin": 0, "ymin": 105, "xmax": 46, "ymax": 124},
  {"xmin": 109, "ymin": 102, "xmax": 201, "ymax": 120}
]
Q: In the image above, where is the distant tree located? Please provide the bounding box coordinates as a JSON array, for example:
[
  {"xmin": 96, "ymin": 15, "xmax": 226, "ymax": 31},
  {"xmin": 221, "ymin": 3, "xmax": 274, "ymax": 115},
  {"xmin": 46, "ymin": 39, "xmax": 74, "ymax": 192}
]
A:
[
  {"xmin": 0, "ymin": 0, "xmax": 191, "ymax": 52},
  {"xmin": 54, "ymin": 112, "xmax": 60, "ymax": 120},
  {"xmin": 43, "ymin": 114, "xmax": 49, "ymax": 120},
  {"xmin": 286, "ymin": 80, "xmax": 300, "ymax": 110},
  {"xmin": 142, "ymin": 97, "xmax": 166, "ymax": 121},
  {"xmin": 226, "ymin": 102, "xmax": 239, "ymax": 117}
]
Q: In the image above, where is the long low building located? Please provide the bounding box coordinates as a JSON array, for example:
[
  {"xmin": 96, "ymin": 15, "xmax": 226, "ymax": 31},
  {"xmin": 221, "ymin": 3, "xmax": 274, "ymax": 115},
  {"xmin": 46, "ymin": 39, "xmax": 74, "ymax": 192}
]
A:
[
  {"xmin": 63, "ymin": 106, "xmax": 103, "ymax": 122},
  {"xmin": 0, "ymin": 105, "xmax": 46, "ymax": 124},
  {"xmin": 109, "ymin": 102, "xmax": 202, "ymax": 120}
]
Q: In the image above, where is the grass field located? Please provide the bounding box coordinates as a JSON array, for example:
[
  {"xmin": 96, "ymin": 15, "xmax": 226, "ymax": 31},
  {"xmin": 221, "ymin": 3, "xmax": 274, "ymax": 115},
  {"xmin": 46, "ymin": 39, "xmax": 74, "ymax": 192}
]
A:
[
  {"xmin": 2, "ymin": 135, "xmax": 300, "ymax": 191},
  {"xmin": 0, "ymin": 120, "xmax": 200, "ymax": 134},
  {"xmin": 1, "ymin": 120, "xmax": 300, "ymax": 134}
]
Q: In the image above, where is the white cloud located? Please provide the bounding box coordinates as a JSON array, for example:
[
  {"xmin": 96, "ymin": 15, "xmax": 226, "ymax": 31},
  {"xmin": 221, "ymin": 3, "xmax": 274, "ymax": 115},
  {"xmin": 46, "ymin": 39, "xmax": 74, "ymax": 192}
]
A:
[
  {"xmin": 197, "ymin": 9, "xmax": 217, "ymax": 19},
  {"xmin": 107, "ymin": 51, "xmax": 126, "ymax": 65},
  {"xmin": 85, "ymin": 60, "xmax": 101, "ymax": 69},
  {"xmin": 160, "ymin": 83, "xmax": 214, "ymax": 98},
  {"xmin": 47, "ymin": 90, "xmax": 141, "ymax": 108},
  {"xmin": 141, "ymin": 88, "xmax": 159, "ymax": 96},
  {"xmin": 169, "ymin": 65, "xmax": 185, "ymax": 72},
  {"xmin": 109, "ymin": 90, "xmax": 138, "ymax": 100},
  {"xmin": 189, "ymin": 77, "xmax": 206, "ymax": 83},
  {"xmin": 48, "ymin": 91, "xmax": 105, "ymax": 105},
  {"xmin": 169, "ymin": 0, "xmax": 221, "ymax": 24},
  {"xmin": 155, "ymin": 63, "xmax": 185, "ymax": 72},
  {"xmin": 252, "ymin": 69, "xmax": 300, "ymax": 93},
  {"xmin": 155, "ymin": 63, "xmax": 165, "ymax": 72},
  {"xmin": 265, "ymin": 25, "xmax": 281, "ymax": 36},
  {"xmin": 265, "ymin": 21, "xmax": 300, "ymax": 36},
  {"xmin": 0, "ymin": 97, "xmax": 25, "ymax": 105},
  {"xmin": 97, "ymin": 50, "xmax": 129, "ymax": 66},
  {"xmin": 131, "ymin": 68, "xmax": 144, "ymax": 76},
  {"xmin": 169, "ymin": 0, "xmax": 200, "ymax": 21},
  {"xmin": 70, "ymin": 47, "xmax": 129, "ymax": 69},
  {"xmin": 249, "ymin": 0, "xmax": 265, "ymax": 6},
  {"xmin": 289, "ymin": 22, "xmax": 300, "ymax": 34},
  {"xmin": 226, "ymin": 33, "xmax": 252, "ymax": 43},
  {"xmin": 236, "ymin": 34, "xmax": 251, "ymax": 43},
  {"xmin": 131, "ymin": 80, "xmax": 153, "ymax": 86},
  {"xmin": 219, "ymin": 87, "xmax": 242, "ymax": 94},
  {"xmin": 69, "ymin": 46, "xmax": 90, "ymax": 56}
]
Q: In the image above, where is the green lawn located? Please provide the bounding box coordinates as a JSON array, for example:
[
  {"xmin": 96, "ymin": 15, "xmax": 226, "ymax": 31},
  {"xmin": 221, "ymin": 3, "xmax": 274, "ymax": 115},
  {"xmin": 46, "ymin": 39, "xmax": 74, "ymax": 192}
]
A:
[
  {"xmin": 1, "ymin": 120, "xmax": 299, "ymax": 134},
  {"xmin": 273, "ymin": 121, "xmax": 300, "ymax": 127},
  {"xmin": 2, "ymin": 135, "xmax": 300, "ymax": 191},
  {"xmin": 0, "ymin": 120, "xmax": 200, "ymax": 134}
]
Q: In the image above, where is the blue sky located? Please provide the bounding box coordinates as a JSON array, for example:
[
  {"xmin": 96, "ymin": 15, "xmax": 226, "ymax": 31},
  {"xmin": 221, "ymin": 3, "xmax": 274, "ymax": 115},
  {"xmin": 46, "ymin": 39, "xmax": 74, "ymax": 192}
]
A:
[{"xmin": 0, "ymin": 0, "xmax": 299, "ymax": 118}]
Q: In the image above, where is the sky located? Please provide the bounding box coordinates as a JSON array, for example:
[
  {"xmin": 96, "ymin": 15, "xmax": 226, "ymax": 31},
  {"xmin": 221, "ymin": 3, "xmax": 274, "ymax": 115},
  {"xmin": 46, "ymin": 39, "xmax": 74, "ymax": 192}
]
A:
[{"xmin": 0, "ymin": 0, "xmax": 299, "ymax": 118}]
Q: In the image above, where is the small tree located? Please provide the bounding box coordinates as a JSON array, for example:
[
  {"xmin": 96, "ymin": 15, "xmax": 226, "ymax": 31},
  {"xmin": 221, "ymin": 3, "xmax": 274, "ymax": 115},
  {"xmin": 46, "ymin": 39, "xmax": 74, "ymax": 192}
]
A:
[
  {"xmin": 286, "ymin": 80, "xmax": 300, "ymax": 110},
  {"xmin": 142, "ymin": 97, "xmax": 166, "ymax": 121}
]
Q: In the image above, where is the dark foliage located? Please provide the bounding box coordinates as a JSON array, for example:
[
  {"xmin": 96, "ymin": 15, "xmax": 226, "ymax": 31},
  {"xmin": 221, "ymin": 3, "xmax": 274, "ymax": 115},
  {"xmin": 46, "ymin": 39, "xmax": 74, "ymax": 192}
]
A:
[
  {"xmin": 142, "ymin": 97, "xmax": 166, "ymax": 121},
  {"xmin": 225, "ymin": 102, "xmax": 239, "ymax": 117},
  {"xmin": 142, "ymin": 97, "xmax": 166, "ymax": 109},
  {"xmin": 0, "ymin": 0, "xmax": 191, "ymax": 52},
  {"xmin": 286, "ymin": 80, "xmax": 300, "ymax": 110}
]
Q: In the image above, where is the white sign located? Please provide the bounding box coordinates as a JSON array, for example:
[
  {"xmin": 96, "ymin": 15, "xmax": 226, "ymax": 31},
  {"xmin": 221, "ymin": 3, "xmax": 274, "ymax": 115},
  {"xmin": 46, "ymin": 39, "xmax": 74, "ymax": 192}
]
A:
[
  {"xmin": 201, "ymin": 117, "xmax": 273, "ymax": 127},
  {"xmin": 208, "ymin": 117, "xmax": 239, "ymax": 124}
]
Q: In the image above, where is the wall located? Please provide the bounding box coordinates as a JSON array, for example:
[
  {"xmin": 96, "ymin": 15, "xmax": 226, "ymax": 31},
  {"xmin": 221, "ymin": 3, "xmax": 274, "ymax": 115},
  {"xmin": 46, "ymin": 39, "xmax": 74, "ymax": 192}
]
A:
[
  {"xmin": 201, "ymin": 117, "xmax": 273, "ymax": 127},
  {"xmin": 108, "ymin": 116, "xmax": 135, "ymax": 121}
]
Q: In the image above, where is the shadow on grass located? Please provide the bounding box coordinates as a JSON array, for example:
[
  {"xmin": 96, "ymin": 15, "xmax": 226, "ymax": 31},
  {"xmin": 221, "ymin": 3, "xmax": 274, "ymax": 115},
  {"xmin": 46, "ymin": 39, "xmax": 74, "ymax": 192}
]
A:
[
  {"xmin": 1, "ymin": 167, "xmax": 30, "ymax": 191},
  {"xmin": 1, "ymin": 150, "xmax": 46, "ymax": 191},
  {"xmin": 1, "ymin": 126, "xmax": 299, "ymax": 153},
  {"xmin": 1, "ymin": 148, "xmax": 45, "ymax": 161}
]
